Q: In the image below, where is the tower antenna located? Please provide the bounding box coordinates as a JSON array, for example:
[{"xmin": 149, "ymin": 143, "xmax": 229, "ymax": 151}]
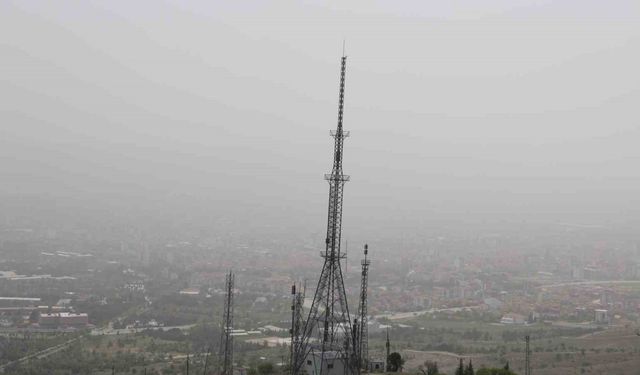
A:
[
  {"xmin": 357, "ymin": 244, "xmax": 370, "ymax": 371},
  {"xmin": 290, "ymin": 283, "xmax": 306, "ymax": 375},
  {"xmin": 525, "ymin": 335, "xmax": 531, "ymax": 375},
  {"xmin": 385, "ymin": 328, "xmax": 390, "ymax": 372},
  {"xmin": 292, "ymin": 55, "xmax": 355, "ymax": 375},
  {"xmin": 219, "ymin": 271, "xmax": 234, "ymax": 375}
]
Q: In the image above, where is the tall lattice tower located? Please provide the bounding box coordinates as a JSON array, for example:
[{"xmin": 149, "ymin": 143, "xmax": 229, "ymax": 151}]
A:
[
  {"xmin": 357, "ymin": 245, "xmax": 370, "ymax": 371},
  {"xmin": 292, "ymin": 55, "xmax": 355, "ymax": 375},
  {"xmin": 219, "ymin": 271, "xmax": 234, "ymax": 375},
  {"xmin": 524, "ymin": 335, "xmax": 531, "ymax": 375}
]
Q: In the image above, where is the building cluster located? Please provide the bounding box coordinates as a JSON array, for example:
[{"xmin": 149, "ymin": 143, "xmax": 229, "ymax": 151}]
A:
[
  {"xmin": 0, "ymin": 270, "xmax": 91, "ymax": 330},
  {"xmin": 0, "ymin": 296, "xmax": 90, "ymax": 330},
  {"xmin": 39, "ymin": 312, "xmax": 89, "ymax": 328}
]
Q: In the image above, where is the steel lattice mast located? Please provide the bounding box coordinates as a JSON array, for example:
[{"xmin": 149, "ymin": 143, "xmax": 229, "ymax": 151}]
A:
[
  {"xmin": 219, "ymin": 271, "xmax": 234, "ymax": 375},
  {"xmin": 357, "ymin": 245, "xmax": 370, "ymax": 371},
  {"xmin": 292, "ymin": 55, "xmax": 354, "ymax": 375},
  {"xmin": 524, "ymin": 335, "xmax": 531, "ymax": 375},
  {"xmin": 290, "ymin": 283, "xmax": 306, "ymax": 374},
  {"xmin": 385, "ymin": 329, "xmax": 390, "ymax": 371}
]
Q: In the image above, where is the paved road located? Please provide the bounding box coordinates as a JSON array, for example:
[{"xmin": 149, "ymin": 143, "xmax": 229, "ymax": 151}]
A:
[
  {"xmin": 536, "ymin": 280, "xmax": 640, "ymax": 289},
  {"xmin": 0, "ymin": 337, "xmax": 79, "ymax": 373},
  {"xmin": 404, "ymin": 349, "xmax": 489, "ymax": 359},
  {"xmin": 90, "ymin": 323, "xmax": 196, "ymax": 336},
  {"xmin": 374, "ymin": 305, "xmax": 482, "ymax": 321},
  {"xmin": 0, "ymin": 327, "xmax": 79, "ymax": 334}
]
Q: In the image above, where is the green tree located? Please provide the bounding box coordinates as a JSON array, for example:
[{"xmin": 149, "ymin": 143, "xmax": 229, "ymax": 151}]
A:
[
  {"xmin": 419, "ymin": 360, "xmax": 439, "ymax": 375},
  {"xmin": 257, "ymin": 362, "xmax": 274, "ymax": 375},
  {"xmin": 388, "ymin": 352, "xmax": 404, "ymax": 372},
  {"xmin": 476, "ymin": 368, "xmax": 518, "ymax": 375},
  {"xmin": 465, "ymin": 359, "xmax": 474, "ymax": 375},
  {"xmin": 455, "ymin": 358, "xmax": 464, "ymax": 375}
]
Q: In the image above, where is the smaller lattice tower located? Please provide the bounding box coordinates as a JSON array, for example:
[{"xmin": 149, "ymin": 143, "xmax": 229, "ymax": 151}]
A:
[
  {"xmin": 290, "ymin": 283, "xmax": 306, "ymax": 375},
  {"xmin": 385, "ymin": 329, "xmax": 390, "ymax": 372},
  {"xmin": 219, "ymin": 271, "xmax": 235, "ymax": 375},
  {"xmin": 524, "ymin": 335, "xmax": 531, "ymax": 375},
  {"xmin": 357, "ymin": 245, "xmax": 370, "ymax": 371}
]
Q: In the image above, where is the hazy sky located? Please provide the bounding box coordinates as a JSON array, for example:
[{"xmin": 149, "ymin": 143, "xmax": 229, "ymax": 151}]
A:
[{"xmin": 1, "ymin": 1, "xmax": 639, "ymax": 233}]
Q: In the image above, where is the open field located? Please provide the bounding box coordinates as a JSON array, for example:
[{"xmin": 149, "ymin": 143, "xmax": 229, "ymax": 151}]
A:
[{"xmin": 382, "ymin": 316, "xmax": 640, "ymax": 375}]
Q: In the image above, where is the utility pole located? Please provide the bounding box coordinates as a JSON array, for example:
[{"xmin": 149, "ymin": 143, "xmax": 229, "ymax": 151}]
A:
[
  {"xmin": 290, "ymin": 284, "xmax": 297, "ymax": 375},
  {"xmin": 525, "ymin": 335, "xmax": 531, "ymax": 375},
  {"xmin": 203, "ymin": 346, "xmax": 211, "ymax": 375},
  {"xmin": 385, "ymin": 329, "xmax": 390, "ymax": 372}
]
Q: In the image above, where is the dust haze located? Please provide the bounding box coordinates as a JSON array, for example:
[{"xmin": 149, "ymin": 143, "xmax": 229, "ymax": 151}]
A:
[
  {"xmin": 1, "ymin": 1, "xmax": 639, "ymax": 238},
  {"xmin": 3, "ymin": 2, "xmax": 640, "ymax": 375}
]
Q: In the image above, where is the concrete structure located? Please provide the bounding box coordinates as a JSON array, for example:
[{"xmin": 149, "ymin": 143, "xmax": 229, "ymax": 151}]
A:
[
  {"xmin": 39, "ymin": 313, "xmax": 59, "ymax": 327},
  {"xmin": 594, "ymin": 309, "xmax": 609, "ymax": 324},
  {"xmin": 368, "ymin": 360, "xmax": 385, "ymax": 372},
  {"xmin": 500, "ymin": 313, "xmax": 526, "ymax": 325},
  {"xmin": 304, "ymin": 351, "xmax": 346, "ymax": 375}
]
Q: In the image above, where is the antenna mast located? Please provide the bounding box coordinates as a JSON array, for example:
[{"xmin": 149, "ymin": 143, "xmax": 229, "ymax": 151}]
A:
[
  {"xmin": 219, "ymin": 271, "xmax": 234, "ymax": 375},
  {"xmin": 292, "ymin": 55, "xmax": 355, "ymax": 375},
  {"xmin": 385, "ymin": 329, "xmax": 390, "ymax": 372},
  {"xmin": 357, "ymin": 245, "xmax": 370, "ymax": 371},
  {"xmin": 525, "ymin": 335, "xmax": 531, "ymax": 375},
  {"xmin": 290, "ymin": 284, "xmax": 306, "ymax": 375}
]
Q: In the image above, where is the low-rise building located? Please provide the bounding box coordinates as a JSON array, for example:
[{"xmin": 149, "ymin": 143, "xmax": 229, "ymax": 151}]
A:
[
  {"xmin": 39, "ymin": 312, "xmax": 88, "ymax": 328},
  {"xmin": 500, "ymin": 313, "xmax": 526, "ymax": 325}
]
